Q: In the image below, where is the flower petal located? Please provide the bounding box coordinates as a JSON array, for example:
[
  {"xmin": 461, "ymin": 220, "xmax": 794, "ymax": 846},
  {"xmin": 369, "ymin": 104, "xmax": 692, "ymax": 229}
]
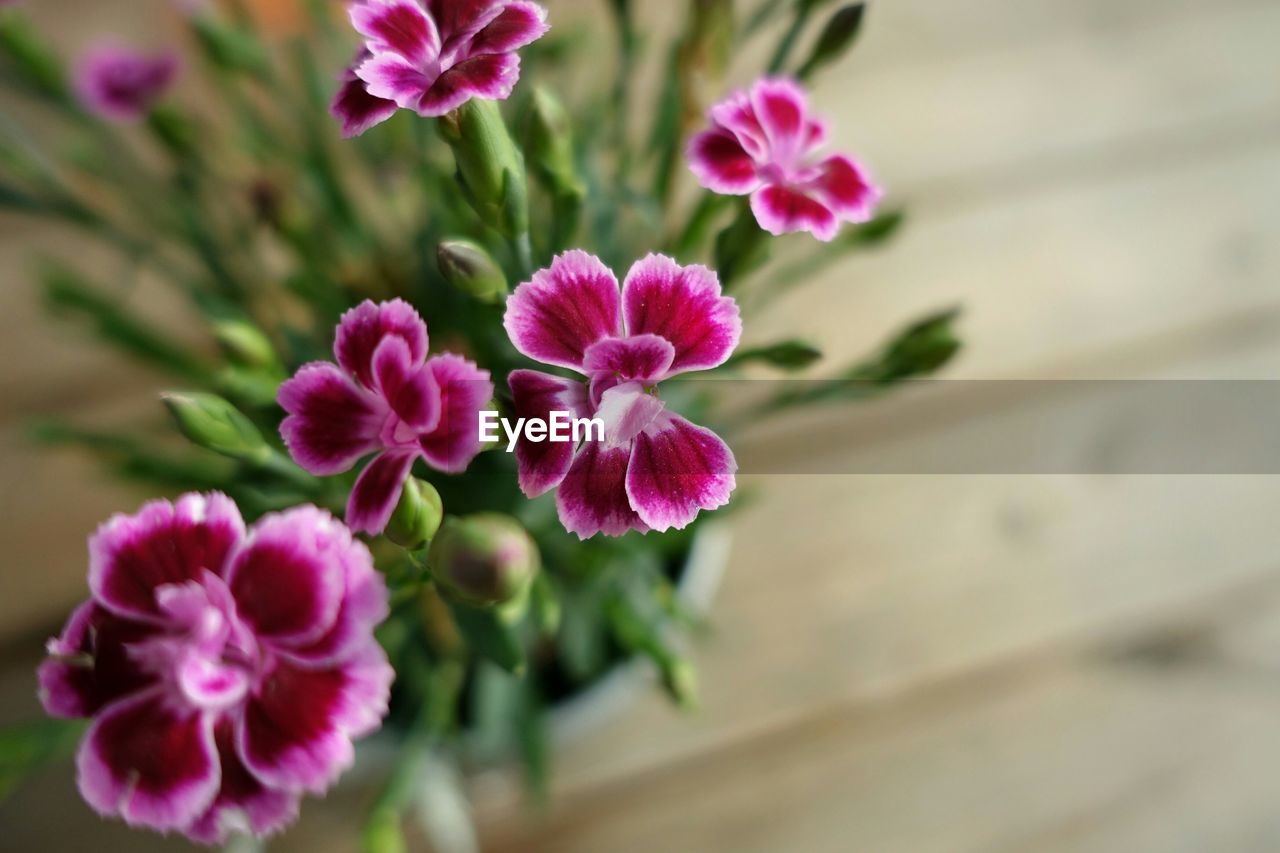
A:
[
  {"xmin": 626, "ymin": 412, "xmax": 737, "ymax": 532},
  {"xmin": 506, "ymin": 250, "xmax": 622, "ymax": 371},
  {"xmin": 806, "ymin": 154, "xmax": 882, "ymax": 223},
  {"xmin": 226, "ymin": 507, "xmax": 351, "ymax": 647},
  {"xmin": 279, "ymin": 362, "xmax": 385, "ymax": 476},
  {"xmin": 355, "ymin": 52, "xmax": 433, "ymax": 110},
  {"xmin": 468, "ymin": 1, "xmax": 550, "ymax": 55},
  {"xmin": 278, "ymin": 537, "xmax": 390, "ymax": 666},
  {"xmin": 708, "ymin": 89, "xmax": 768, "ymax": 160},
  {"xmin": 349, "ymin": 0, "xmax": 440, "ymax": 67},
  {"xmin": 556, "ymin": 441, "xmax": 649, "ymax": 539},
  {"xmin": 621, "ymin": 254, "xmax": 742, "ymax": 375},
  {"xmin": 508, "ymin": 369, "xmax": 590, "ymax": 497},
  {"xmin": 687, "ymin": 129, "xmax": 762, "ymax": 195},
  {"xmin": 238, "ymin": 641, "xmax": 393, "ymax": 794},
  {"xmin": 38, "ymin": 601, "xmax": 157, "ymax": 719},
  {"xmin": 331, "ymin": 73, "xmax": 399, "ymax": 138},
  {"xmin": 751, "ymin": 184, "xmax": 840, "ymax": 241},
  {"xmin": 334, "ymin": 299, "xmax": 429, "ymax": 390},
  {"xmin": 76, "ymin": 690, "xmax": 219, "ymax": 831},
  {"xmin": 596, "ymin": 382, "xmax": 667, "ymax": 447},
  {"xmin": 583, "ymin": 334, "xmax": 676, "ymax": 384},
  {"xmin": 373, "ymin": 335, "xmax": 442, "ymax": 431},
  {"xmin": 347, "ymin": 451, "xmax": 417, "ymax": 536},
  {"xmin": 185, "ymin": 720, "xmax": 301, "ymax": 846},
  {"xmin": 89, "ymin": 493, "xmax": 245, "ymax": 622},
  {"xmin": 418, "ymin": 354, "xmax": 495, "ymax": 473},
  {"xmin": 750, "ymin": 77, "xmax": 810, "ymax": 164},
  {"xmin": 417, "ymin": 52, "xmax": 521, "ymax": 116},
  {"xmin": 425, "ymin": 0, "xmax": 502, "ymax": 46}
]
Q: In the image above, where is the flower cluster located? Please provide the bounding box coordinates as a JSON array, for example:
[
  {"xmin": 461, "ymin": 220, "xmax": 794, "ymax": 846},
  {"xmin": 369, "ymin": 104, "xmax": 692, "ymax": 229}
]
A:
[
  {"xmin": 7, "ymin": 0, "xmax": 917, "ymax": 845},
  {"xmin": 39, "ymin": 494, "xmax": 393, "ymax": 844}
]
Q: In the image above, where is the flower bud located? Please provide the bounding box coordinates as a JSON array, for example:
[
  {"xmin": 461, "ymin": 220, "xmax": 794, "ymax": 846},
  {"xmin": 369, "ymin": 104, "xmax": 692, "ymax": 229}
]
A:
[
  {"xmin": 798, "ymin": 3, "xmax": 866, "ymax": 80},
  {"xmin": 661, "ymin": 657, "xmax": 700, "ymax": 711},
  {"xmin": 437, "ymin": 239, "xmax": 508, "ymax": 304},
  {"xmin": 527, "ymin": 87, "xmax": 585, "ymax": 200},
  {"xmin": 386, "ymin": 478, "xmax": 444, "ymax": 551},
  {"xmin": 162, "ymin": 391, "xmax": 270, "ymax": 464},
  {"xmin": 428, "ymin": 514, "xmax": 538, "ymax": 608},
  {"xmin": 211, "ymin": 316, "xmax": 280, "ymax": 372},
  {"xmin": 438, "ymin": 99, "xmax": 529, "ymax": 239}
]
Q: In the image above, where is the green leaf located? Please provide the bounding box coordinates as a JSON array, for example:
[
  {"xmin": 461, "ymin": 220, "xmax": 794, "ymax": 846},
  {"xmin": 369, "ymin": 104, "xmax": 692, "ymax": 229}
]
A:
[
  {"xmin": 0, "ymin": 719, "xmax": 84, "ymax": 802},
  {"xmin": 40, "ymin": 265, "xmax": 210, "ymax": 382},
  {"xmin": 725, "ymin": 340, "xmax": 823, "ymax": 371},
  {"xmin": 447, "ymin": 599, "xmax": 526, "ymax": 675},
  {"xmin": 797, "ymin": 3, "xmax": 866, "ymax": 81}
]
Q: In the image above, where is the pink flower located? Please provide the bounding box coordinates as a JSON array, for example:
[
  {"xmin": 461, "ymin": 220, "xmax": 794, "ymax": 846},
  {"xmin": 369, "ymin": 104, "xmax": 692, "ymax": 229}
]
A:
[
  {"xmin": 332, "ymin": 49, "xmax": 399, "ymax": 138},
  {"xmin": 688, "ymin": 78, "xmax": 881, "ymax": 242},
  {"xmin": 504, "ymin": 251, "xmax": 740, "ymax": 539},
  {"xmin": 278, "ymin": 299, "xmax": 493, "ymax": 535},
  {"xmin": 74, "ymin": 42, "xmax": 180, "ymax": 123},
  {"xmin": 332, "ymin": 0, "xmax": 549, "ymax": 137},
  {"xmin": 38, "ymin": 494, "xmax": 393, "ymax": 845}
]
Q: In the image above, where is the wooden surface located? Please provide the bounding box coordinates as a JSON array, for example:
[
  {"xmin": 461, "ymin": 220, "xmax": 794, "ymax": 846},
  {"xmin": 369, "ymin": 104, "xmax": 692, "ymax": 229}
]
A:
[{"xmin": 4, "ymin": 0, "xmax": 1280, "ymax": 851}]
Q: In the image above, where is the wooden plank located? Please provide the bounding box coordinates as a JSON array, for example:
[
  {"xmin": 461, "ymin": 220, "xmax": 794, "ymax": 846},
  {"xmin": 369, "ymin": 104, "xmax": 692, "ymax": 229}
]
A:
[{"xmin": 476, "ymin": 658, "xmax": 1280, "ymax": 853}]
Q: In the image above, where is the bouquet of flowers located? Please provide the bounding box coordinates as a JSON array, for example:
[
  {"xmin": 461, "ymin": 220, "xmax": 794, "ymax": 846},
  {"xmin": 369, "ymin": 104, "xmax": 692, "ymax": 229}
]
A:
[{"xmin": 0, "ymin": 0, "xmax": 959, "ymax": 848}]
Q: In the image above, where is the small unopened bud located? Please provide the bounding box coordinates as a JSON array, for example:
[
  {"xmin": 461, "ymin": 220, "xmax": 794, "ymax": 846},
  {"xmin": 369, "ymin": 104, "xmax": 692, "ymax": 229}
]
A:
[
  {"xmin": 386, "ymin": 478, "xmax": 444, "ymax": 551},
  {"xmin": 428, "ymin": 514, "xmax": 538, "ymax": 608},
  {"xmin": 528, "ymin": 87, "xmax": 585, "ymax": 199},
  {"xmin": 438, "ymin": 100, "xmax": 529, "ymax": 239},
  {"xmin": 437, "ymin": 239, "xmax": 508, "ymax": 304},
  {"xmin": 661, "ymin": 657, "xmax": 700, "ymax": 711},
  {"xmin": 162, "ymin": 391, "xmax": 270, "ymax": 464},
  {"xmin": 212, "ymin": 317, "xmax": 279, "ymax": 372},
  {"xmin": 798, "ymin": 3, "xmax": 866, "ymax": 80}
]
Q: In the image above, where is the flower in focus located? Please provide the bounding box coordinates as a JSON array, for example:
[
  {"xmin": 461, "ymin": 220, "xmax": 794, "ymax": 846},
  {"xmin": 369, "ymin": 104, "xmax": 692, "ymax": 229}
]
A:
[
  {"xmin": 688, "ymin": 77, "xmax": 881, "ymax": 242},
  {"xmin": 504, "ymin": 251, "xmax": 740, "ymax": 539},
  {"xmin": 38, "ymin": 494, "xmax": 393, "ymax": 845},
  {"xmin": 279, "ymin": 299, "xmax": 494, "ymax": 535},
  {"xmin": 332, "ymin": 0, "xmax": 550, "ymax": 137},
  {"xmin": 73, "ymin": 42, "xmax": 179, "ymax": 122}
]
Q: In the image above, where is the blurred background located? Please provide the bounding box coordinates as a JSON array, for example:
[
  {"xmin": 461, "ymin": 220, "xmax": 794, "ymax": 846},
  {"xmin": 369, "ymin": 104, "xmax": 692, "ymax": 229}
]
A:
[{"xmin": 4, "ymin": 0, "xmax": 1280, "ymax": 850}]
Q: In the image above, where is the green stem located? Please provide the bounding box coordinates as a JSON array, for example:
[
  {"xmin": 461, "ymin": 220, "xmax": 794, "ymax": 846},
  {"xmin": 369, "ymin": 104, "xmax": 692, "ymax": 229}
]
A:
[{"xmin": 767, "ymin": 6, "xmax": 813, "ymax": 74}]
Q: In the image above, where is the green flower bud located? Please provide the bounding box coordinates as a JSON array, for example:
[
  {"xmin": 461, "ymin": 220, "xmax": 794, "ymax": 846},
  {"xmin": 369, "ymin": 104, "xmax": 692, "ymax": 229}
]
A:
[
  {"xmin": 438, "ymin": 100, "xmax": 529, "ymax": 239},
  {"xmin": 528, "ymin": 87, "xmax": 585, "ymax": 199},
  {"xmin": 211, "ymin": 317, "xmax": 280, "ymax": 372},
  {"xmin": 363, "ymin": 810, "xmax": 407, "ymax": 853},
  {"xmin": 428, "ymin": 514, "xmax": 538, "ymax": 608},
  {"xmin": 661, "ymin": 657, "xmax": 700, "ymax": 711},
  {"xmin": 162, "ymin": 391, "xmax": 270, "ymax": 464},
  {"xmin": 437, "ymin": 239, "xmax": 508, "ymax": 304},
  {"xmin": 386, "ymin": 478, "xmax": 444, "ymax": 551},
  {"xmin": 798, "ymin": 3, "xmax": 866, "ymax": 80}
]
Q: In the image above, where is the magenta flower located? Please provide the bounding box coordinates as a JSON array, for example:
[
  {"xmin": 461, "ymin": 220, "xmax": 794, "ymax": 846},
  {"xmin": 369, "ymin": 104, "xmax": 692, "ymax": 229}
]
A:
[
  {"xmin": 332, "ymin": 0, "xmax": 549, "ymax": 137},
  {"xmin": 332, "ymin": 50, "xmax": 399, "ymax": 138},
  {"xmin": 504, "ymin": 251, "xmax": 740, "ymax": 539},
  {"xmin": 74, "ymin": 43, "xmax": 180, "ymax": 123},
  {"xmin": 279, "ymin": 299, "xmax": 493, "ymax": 535},
  {"xmin": 688, "ymin": 78, "xmax": 881, "ymax": 242},
  {"xmin": 38, "ymin": 494, "xmax": 393, "ymax": 845}
]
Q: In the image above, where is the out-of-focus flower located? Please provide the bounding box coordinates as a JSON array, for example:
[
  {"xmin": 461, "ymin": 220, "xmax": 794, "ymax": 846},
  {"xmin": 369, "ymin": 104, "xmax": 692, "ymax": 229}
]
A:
[
  {"xmin": 504, "ymin": 251, "xmax": 740, "ymax": 539},
  {"xmin": 38, "ymin": 494, "xmax": 393, "ymax": 845},
  {"xmin": 73, "ymin": 42, "xmax": 179, "ymax": 122},
  {"xmin": 688, "ymin": 77, "xmax": 881, "ymax": 242},
  {"xmin": 278, "ymin": 299, "xmax": 493, "ymax": 535},
  {"xmin": 331, "ymin": 0, "xmax": 549, "ymax": 137}
]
